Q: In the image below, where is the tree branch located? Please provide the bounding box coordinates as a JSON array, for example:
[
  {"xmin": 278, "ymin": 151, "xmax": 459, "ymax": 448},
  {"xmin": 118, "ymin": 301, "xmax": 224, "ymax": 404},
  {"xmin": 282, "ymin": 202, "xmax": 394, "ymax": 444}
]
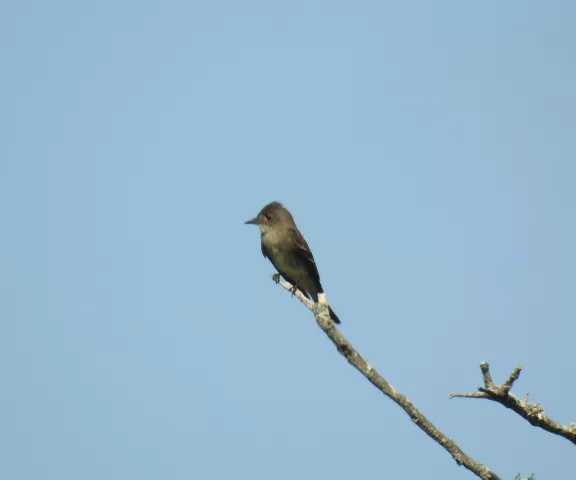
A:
[
  {"xmin": 450, "ymin": 362, "xmax": 576, "ymax": 445},
  {"xmin": 275, "ymin": 277, "xmax": 501, "ymax": 480}
]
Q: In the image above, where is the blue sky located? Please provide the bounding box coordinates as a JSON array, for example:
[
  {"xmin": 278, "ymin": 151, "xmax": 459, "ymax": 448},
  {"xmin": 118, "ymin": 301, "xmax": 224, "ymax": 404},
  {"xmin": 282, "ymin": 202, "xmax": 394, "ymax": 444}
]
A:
[{"xmin": 1, "ymin": 2, "xmax": 575, "ymax": 479}]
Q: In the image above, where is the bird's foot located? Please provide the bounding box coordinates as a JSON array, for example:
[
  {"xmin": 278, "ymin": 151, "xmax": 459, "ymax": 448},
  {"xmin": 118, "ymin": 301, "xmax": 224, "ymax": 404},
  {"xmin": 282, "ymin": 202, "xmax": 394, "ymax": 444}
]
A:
[
  {"xmin": 289, "ymin": 283, "xmax": 300, "ymax": 297},
  {"xmin": 271, "ymin": 274, "xmax": 299, "ymax": 296}
]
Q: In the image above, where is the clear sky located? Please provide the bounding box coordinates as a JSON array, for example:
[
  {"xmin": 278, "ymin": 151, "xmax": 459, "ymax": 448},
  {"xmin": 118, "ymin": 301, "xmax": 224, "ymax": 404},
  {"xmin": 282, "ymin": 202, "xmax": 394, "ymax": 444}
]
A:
[{"xmin": 1, "ymin": 2, "xmax": 575, "ymax": 479}]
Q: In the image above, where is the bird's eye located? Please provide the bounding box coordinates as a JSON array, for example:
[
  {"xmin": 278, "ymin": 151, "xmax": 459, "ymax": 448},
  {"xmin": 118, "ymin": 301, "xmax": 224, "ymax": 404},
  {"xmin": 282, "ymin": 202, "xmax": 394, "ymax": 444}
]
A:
[{"xmin": 265, "ymin": 213, "xmax": 273, "ymax": 220}]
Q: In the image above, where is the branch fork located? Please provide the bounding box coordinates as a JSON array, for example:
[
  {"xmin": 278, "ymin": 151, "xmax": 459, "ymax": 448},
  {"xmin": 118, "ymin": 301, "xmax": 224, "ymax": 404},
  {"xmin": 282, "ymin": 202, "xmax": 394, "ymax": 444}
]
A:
[{"xmin": 450, "ymin": 362, "xmax": 576, "ymax": 445}]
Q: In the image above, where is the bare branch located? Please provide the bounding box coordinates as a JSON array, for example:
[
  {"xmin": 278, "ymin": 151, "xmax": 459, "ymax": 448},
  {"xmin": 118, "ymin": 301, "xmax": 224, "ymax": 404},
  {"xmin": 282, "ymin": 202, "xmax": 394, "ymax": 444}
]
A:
[
  {"xmin": 449, "ymin": 392, "xmax": 488, "ymax": 399},
  {"xmin": 514, "ymin": 475, "xmax": 535, "ymax": 480},
  {"xmin": 450, "ymin": 362, "xmax": 576, "ymax": 445},
  {"xmin": 502, "ymin": 365, "xmax": 522, "ymax": 393},
  {"xmin": 275, "ymin": 277, "xmax": 501, "ymax": 480},
  {"xmin": 480, "ymin": 361, "xmax": 493, "ymax": 387}
]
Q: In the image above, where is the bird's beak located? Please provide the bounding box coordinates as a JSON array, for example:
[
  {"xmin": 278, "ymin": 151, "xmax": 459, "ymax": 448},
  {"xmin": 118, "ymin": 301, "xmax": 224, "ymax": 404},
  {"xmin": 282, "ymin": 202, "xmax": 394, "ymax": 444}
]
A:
[{"xmin": 244, "ymin": 217, "xmax": 258, "ymax": 225}]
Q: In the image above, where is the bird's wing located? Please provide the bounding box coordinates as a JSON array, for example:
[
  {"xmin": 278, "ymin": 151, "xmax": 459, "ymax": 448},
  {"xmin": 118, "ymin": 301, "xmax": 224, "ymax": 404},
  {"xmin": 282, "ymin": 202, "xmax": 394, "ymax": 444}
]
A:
[{"xmin": 289, "ymin": 227, "xmax": 321, "ymax": 285}]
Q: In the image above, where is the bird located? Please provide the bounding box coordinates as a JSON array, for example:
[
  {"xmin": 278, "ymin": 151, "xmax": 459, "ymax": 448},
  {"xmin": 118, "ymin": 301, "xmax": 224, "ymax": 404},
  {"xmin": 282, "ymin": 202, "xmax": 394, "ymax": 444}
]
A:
[{"xmin": 245, "ymin": 201, "xmax": 341, "ymax": 324}]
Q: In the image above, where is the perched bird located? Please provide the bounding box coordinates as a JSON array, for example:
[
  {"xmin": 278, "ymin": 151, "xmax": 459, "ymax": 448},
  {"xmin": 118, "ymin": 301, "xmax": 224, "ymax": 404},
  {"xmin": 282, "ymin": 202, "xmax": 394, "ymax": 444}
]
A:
[{"xmin": 245, "ymin": 201, "xmax": 341, "ymax": 324}]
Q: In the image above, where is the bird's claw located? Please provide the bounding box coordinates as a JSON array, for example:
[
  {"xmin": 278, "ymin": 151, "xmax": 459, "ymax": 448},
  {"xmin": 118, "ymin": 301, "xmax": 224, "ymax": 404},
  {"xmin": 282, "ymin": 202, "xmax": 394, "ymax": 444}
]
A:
[{"xmin": 272, "ymin": 273, "xmax": 298, "ymax": 297}]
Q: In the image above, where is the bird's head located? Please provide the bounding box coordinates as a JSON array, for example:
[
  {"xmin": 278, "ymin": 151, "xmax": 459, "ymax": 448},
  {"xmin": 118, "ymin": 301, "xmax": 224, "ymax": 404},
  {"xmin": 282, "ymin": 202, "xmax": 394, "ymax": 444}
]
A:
[{"xmin": 245, "ymin": 201, "xmax": 294, "ymax": 234}]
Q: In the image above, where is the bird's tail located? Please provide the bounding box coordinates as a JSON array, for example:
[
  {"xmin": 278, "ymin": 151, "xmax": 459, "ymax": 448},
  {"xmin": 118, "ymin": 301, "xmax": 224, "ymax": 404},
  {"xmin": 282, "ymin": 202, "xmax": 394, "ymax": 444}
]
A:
[
  {"xmin": 310, "ymin": 292, "xmax": 341, "ymax": 324},
  {"xmin": 328, "ymin": 306, "xmax": 341, "ymax": 324}
]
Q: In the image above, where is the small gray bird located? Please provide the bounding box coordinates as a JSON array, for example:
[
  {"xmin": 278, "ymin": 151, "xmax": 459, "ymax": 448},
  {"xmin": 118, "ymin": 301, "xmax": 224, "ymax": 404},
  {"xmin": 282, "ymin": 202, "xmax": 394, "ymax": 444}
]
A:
[{"xmin": 245, "ymin": 201, "xmax": 341, "ymax": 324}]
